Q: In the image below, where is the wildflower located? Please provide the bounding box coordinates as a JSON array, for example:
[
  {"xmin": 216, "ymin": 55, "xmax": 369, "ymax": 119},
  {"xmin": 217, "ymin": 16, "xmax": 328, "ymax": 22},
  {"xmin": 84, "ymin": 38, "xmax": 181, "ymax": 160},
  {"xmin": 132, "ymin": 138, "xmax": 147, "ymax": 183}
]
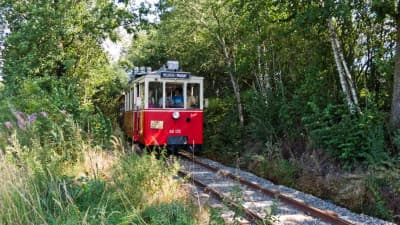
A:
[
  {"xmin": 17, "ymin": 111, "xmax": 25, "ymax": 117},
  {"xmin": 15, "ymin": 113, "xmax": 26, "ymax": 129},
  {"xmin": 40, "ymin": 111, "xmax": 47, "ymax": 117},
  {"xmin": 27, "ymin": 114, "xmax": 37, "ymax": 123},
  {"xmin": 4, "ymin": 121, "xmax": 12, "ymax": 129}
]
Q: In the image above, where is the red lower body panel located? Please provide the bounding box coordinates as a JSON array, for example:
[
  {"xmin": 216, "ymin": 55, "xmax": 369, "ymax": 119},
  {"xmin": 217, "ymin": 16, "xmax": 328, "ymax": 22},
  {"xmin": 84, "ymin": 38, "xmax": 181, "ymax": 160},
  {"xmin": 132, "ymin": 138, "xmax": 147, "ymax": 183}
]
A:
[{"xmin": 125, "ymin": 109, "xmax": 203, "ymax": 146}]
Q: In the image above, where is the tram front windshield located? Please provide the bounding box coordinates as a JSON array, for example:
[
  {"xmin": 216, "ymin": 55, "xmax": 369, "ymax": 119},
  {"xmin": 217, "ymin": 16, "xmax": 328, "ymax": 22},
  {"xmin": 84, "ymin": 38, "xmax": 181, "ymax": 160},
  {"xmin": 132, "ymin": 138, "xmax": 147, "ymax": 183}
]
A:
[{"xmin": 148, "ymin": 82, "xmax": 200, "ymax": 109}]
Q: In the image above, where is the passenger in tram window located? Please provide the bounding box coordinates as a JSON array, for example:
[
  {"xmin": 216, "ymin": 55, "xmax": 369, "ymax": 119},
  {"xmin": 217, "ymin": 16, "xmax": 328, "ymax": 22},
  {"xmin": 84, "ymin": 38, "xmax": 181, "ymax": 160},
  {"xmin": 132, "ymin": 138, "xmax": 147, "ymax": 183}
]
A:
[
  {"xmin": 186, "ymin": 85, "xmax": 198, "ymax": 108},
  {"xmin": 187, "ymin": 96, "xmax": 196, "ymax": 108},
  {"xmin": 148, "ymin": 90, "xmax": 156, "ymax": 108},
  {"xmin": 173, "ymin": 88, "xmax": 183, "ymax": 108}
]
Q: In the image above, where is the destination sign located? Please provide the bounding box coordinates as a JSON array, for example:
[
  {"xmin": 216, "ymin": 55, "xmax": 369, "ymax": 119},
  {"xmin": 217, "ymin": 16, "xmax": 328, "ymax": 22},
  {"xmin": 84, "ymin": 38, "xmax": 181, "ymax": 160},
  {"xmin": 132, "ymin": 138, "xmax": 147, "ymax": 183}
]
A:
[{"xmin": 160, "ymin": 72, "xmax": 190, "ymax": 79}]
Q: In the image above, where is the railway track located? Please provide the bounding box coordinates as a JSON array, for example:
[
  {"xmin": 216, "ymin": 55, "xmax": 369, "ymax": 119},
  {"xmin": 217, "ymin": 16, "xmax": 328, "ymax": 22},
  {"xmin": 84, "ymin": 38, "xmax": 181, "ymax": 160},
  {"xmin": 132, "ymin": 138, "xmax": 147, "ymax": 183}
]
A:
[{"xmin": 177, "ymin": 151, "xmax": 357, "ymax": 225}]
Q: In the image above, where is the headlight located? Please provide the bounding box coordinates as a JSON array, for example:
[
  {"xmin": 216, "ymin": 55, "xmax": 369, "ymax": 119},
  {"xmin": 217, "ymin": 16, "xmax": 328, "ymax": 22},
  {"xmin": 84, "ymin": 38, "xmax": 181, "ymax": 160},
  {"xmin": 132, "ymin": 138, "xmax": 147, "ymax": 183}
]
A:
[{"xmin": 172, "ymin": 111, "xmax": 180, "ymax": 120}]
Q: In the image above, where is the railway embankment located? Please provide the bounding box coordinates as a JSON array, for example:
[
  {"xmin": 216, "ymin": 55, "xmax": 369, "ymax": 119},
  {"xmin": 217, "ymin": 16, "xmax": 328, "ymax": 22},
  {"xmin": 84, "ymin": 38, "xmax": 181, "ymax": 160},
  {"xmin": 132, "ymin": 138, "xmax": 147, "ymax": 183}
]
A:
[{"xmin": 201, "ymin": 140, "xmax": 400, "ymax": 224}]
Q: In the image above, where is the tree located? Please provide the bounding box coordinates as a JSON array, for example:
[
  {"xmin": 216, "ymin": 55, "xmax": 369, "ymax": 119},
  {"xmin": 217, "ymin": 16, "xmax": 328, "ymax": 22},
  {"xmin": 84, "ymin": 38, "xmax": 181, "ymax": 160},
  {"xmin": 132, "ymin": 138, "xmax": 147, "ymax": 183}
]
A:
[
  {"xmin": 390, "ymin": 1, "xmax": 400, "ymax": 127},
  {"xmin": 328, "ymin": 17, "xmax": 360, "ymax": 113},
  {"xmin": 0, "ymin": 0, "xmax": 133, "ymax": 115}
]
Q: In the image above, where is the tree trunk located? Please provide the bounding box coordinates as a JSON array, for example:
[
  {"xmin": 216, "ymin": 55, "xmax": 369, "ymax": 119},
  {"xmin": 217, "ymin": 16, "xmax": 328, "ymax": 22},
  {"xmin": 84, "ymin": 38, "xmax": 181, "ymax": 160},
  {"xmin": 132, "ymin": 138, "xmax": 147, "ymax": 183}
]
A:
[
  {"xmin": 256, "ymin": 44, "xmax": 263, "ymax": 92},
  {"xmin": 391, "ymin": 2, "xmax": 400, "ymax": 127},
  {"xmin": 209, "ymin": 5, "xmax": 244, "ymax": 127},
  {"xmin": 328, "ymin": 18, "xmax": 355, "ymax": 112},
  {"xmin": 262, "ymin": 42, "xmax": 271, "ymax": 91},
  {"xmin": 333, "ymin": 30, "xmax": 360, "ymax": 108},
  {"xmin": 221, "ymin": 37, "xmax": 244, "ymax": 127},
  {"xmin": 256, "ymin": 42, "xmax": 271, "ymax": 95}
]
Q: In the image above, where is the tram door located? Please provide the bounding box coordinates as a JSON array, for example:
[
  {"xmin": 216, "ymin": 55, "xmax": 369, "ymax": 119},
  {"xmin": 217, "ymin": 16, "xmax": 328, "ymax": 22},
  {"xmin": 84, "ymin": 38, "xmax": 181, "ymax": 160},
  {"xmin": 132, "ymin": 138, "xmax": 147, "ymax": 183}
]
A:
[{"xmin": 133, "ymin": 82, "xmax": 144, "ymax": 141}]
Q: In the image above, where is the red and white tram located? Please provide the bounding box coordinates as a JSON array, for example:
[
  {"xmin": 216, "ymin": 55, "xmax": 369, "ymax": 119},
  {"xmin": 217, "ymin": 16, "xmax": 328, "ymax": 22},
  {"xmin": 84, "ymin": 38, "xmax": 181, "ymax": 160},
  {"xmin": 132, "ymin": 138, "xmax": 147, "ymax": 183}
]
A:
[{"xmin": 122, "ymin": 61, "xmax": 204, "ymax": 153}]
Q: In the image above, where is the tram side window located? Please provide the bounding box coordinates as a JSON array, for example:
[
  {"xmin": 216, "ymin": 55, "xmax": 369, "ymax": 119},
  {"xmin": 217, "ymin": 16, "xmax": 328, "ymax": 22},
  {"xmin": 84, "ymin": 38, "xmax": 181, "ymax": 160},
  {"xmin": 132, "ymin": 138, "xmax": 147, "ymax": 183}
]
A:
[
  {"xmin": 127, "ymin": 91, "xmax": 132, "ymax": 111},
  {"xmin": 148, "ymin": 82, "xmax": 162, "ymax": 108},
  {"xmin": 124, "ymin": 94, "xmax": 128, "ymax": 111},
  {"xmin": 139, "ymin": 83, "xmax": 144, "ymax": 109},
  {"xmin": 130, "ymin": 90, "xmax": 134, "ymax": 110},
  {"xmin": 186, "ymin": 83, "xmax": 200, "ymax": 108},
  {"xmin": 134, "ymin": 84, "xmax": 139, "ymax": 109}
]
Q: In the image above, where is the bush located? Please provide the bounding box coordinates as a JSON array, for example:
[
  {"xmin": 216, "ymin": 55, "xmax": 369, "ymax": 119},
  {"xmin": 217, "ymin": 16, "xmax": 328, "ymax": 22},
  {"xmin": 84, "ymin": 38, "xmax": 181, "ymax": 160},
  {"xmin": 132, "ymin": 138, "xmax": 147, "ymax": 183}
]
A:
[
  {"xmin": 203, "ymin": 97, "xmax": 242, "ymax": 158},
  {"xmin": 246, "ymin": 142, "xmax": 299, "ymax": 187},
  {"xmin": 242, "ymin": 89, "xmax": 277, "ymax": 141},
  {"xmin": 242, "ymin": 89, "xmax": 307, "ymax": 144},
  {"xmin": 303, "ymin": 103, "xmax": 388, "ymax": 169}
]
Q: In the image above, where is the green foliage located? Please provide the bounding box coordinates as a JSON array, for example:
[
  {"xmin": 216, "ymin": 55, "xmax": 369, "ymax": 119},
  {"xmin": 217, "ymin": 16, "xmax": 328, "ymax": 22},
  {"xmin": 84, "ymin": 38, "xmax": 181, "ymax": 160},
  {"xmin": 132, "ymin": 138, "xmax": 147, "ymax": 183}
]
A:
[
  {"xmin": 1, "ymin": 0, "xmax": 130, "ymax": 123},
  {"xmin": 1, "ymin": 0, "xmax": 133, "ymax": 85},
  {"xmin": 87, "ymin": 107, "xmax": 113, "ymax": 148},
  {"xmin": 246, "ymin": 143, "xmax": 299, "ymax": 187},
  {"xmin": 0, "ymin": 74, "xmax": 124, "ymax": 150},
  {"xmin": 0, "ymin": 162, "xmax": 122, "ymax": 225},
  {"xmin": 113, "ymin": 151, "xmax": 178, "ymax": 208},
  {"xmin": 208, "ymin": 208, "xmax": 227, "ymax": 225},
  {"xmin": 393, "ymin": 129, "xmax": 400, "ymax": 150},
  {"xmin": 0, "ymin": 133, "xmax": 214, "ymax": 225},
  {"xmin": 69, "ymin": 177, "xmax": 108, "ymax": 211},
  {"xmin": 204, "ymin": 97, "xmax": 242, "ymax": 158},
  {"xmin": 371, "ymin": 0, "xmax": 397, "ymax": 19},
  {"xmin": 0, "ymin": 109, "xmax": 84, "ymax": 170},
  {"xmin": 0, "ymin": 77, "xmax": 79, "ymax": 118},
  {"xmin": 242, "ymin": 90, "xmax": 275, "ymax": 141},
  {"xmin": 364, "ymin": 176, "xmax": 394, "ymax": 220},
  {"xmin": 242, "ymin": 89, "xmax": 294, "ymax": 142},
  {"xmin": 135, "ymin": 202, "xmax": 197, "ymax": 225},
  {"xmin": 303, "ymin": 103, "xmax": 388, "ymax": 169}
]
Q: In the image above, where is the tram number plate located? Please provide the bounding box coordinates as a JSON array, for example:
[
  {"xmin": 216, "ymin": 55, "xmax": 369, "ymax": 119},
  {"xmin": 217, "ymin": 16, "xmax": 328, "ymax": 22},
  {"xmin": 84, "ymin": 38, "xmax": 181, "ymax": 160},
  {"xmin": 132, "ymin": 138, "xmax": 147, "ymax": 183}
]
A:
[
  {"xmin": 150, "ymin": 120, "xmax": 164, "ymax": 129},
  {"xmin": 169, "ymin": 129, "xmax": 181, "ymax": 134}
]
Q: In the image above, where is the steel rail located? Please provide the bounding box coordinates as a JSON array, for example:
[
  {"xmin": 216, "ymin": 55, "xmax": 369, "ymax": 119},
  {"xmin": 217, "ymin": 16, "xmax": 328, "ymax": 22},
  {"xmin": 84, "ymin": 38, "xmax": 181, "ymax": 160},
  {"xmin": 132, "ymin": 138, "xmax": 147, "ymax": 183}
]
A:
[
  {"xmin": 178, "ymin": 152, "xmax": 354, "ymax": 225},
  {"xmin": 178, "ymin": 170, "xmax": 258, "ymax": 224}
]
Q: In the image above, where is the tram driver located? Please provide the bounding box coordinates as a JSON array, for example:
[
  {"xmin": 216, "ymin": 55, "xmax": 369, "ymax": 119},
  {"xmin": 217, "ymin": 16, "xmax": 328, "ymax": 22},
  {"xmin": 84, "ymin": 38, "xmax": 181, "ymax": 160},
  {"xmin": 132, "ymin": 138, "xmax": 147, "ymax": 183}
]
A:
[{"xmin": 172, "ymin": 88, "xmax": 183, "ymax": 108}]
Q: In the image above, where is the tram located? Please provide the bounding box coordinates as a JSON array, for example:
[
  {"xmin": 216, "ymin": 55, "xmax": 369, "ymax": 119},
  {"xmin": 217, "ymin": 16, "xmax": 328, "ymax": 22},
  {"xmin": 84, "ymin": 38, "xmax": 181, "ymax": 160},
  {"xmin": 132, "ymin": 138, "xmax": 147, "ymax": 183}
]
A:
[{"xmin": 122, "ymin": 61, "xmax": 204, "ymax": 153}]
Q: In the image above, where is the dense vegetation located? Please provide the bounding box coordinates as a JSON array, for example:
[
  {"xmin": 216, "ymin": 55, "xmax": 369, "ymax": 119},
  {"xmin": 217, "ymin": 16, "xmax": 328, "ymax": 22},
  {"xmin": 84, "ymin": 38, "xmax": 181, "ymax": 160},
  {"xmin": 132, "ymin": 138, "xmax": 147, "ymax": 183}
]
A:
[{"xmin": 125, "ymin": 0, "xmax": 400, "ymax": 222}]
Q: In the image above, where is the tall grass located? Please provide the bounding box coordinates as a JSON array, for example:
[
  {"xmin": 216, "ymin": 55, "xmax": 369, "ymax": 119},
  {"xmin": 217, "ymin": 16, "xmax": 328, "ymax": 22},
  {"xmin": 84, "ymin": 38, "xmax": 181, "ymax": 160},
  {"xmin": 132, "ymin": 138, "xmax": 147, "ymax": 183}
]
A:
[{"xmin": 0, "ymin": 109, "xmax": 223, "ymax": 225}]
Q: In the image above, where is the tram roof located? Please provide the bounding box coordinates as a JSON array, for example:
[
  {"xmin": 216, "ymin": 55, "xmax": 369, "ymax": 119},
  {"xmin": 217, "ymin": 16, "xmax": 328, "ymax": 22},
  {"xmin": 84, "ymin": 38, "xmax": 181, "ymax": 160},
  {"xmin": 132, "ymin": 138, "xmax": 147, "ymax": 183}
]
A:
[{"xmin": 130, "ymin": 70, "xmax": 203, "ymax": 83}]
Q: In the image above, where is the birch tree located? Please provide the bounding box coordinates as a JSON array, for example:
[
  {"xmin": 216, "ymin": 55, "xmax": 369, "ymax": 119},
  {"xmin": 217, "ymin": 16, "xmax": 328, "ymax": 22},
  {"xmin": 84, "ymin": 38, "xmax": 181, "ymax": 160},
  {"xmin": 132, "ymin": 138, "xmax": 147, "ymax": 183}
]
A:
[
  {"xmin": 208, "ymin": 1, "xmax": 244, "ymax": 127},
  {"xmin": 328, "ymin": 18, "xmax": 360, "ymax": 113}
]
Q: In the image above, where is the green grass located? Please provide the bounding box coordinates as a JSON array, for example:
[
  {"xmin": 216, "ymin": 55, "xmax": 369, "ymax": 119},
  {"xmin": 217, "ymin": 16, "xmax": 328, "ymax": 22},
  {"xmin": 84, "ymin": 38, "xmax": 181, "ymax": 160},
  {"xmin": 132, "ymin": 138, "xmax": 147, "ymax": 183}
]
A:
[{"xmin": 0, "ymin": 111, "xmax": 225, "ymax": 225}]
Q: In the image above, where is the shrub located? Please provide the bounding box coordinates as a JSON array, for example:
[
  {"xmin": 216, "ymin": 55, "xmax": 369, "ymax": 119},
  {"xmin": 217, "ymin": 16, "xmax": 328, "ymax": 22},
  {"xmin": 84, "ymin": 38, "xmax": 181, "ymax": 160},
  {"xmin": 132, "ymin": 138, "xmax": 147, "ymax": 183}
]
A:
[
  {"xmin": 303, "ymin": 102, "xmax": 388, "ymax": 169},
  {"xmin": 242, "ymin": 89, "xmax": 277, "ymax": 141},
  {"xmin": 203, "ymin": 97, "xmax": 242, "ymax": 158},
  {"xmin": 242, "ymin": 89, "xmax": 306, "ymax": 145},
  {"xmin": 246, "ymin": 142, "xmax": 299, "ymax": 187}
]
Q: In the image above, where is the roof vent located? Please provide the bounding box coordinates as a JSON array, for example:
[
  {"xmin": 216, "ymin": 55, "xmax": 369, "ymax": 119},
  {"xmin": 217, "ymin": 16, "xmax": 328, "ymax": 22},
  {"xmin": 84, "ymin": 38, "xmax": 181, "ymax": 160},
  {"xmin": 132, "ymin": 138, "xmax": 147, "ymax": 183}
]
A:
[{"xmin": 167, "ymin": 61, "xmax": 179, "ymax": 71}]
